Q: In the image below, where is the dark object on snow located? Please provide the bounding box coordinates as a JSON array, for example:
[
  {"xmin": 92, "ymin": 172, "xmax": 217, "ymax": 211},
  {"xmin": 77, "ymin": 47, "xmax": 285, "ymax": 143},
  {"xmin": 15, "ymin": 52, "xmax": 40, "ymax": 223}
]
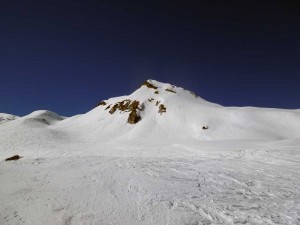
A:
[
  {"xmin": 202, "ymin": 126, "xmax": 208, "ymax": 130},
  {"xmin": 154, "ymin": 91, "xmax": 159, "ymax": 94},
  {"xmin": 165, "ymin": 88, "xmax": 176, "ymax": 93},
  {"xmin": 109, "ymin": 104, "xmax": 119, "ymax": 114},
  {"xmin": 96, "ymin": 101, "xmax": 107, "ymax": 107},
  {"xmin": 5, "ymin": 155, "xmax": 22, "ymax": 161},
  {"xmin": 141, "ymin": 81, "xmax": 158, "ymax": 89},
  {"xmin": 158, "ymin": 104, "xmax": 167, "ymax": 114},
  {"xmin": 127, "ymin": 100, "xmax": 142, "ymax": 124},
  {"xmin": 107, "ymin": 99, "xmax": 143, "ymax": 124},
  {"xmin": 127, "ymin": 110, "xmax": 141, "ymax": 124}
]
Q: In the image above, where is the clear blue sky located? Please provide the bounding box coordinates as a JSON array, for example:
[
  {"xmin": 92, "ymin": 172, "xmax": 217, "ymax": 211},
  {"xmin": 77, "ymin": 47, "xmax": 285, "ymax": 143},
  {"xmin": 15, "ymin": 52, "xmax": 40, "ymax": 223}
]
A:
[{"xmin": 1, "ymin": 0, "xmax": 299, "ymax": 116}]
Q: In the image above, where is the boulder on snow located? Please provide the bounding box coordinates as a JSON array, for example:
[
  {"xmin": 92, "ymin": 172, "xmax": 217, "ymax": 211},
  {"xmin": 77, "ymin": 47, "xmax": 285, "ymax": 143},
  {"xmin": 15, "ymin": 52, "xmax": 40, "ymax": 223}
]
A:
[
  {"xmin": 158, "ymin": 104, "xmax": 167, "ymax": 114},
  {"xmin": 202, "ymin": 126, "xmax": 208, "ymax": 130},
  {"xmin": 5, "ymin": 155, "xmax": 22, "ymax": 161}
]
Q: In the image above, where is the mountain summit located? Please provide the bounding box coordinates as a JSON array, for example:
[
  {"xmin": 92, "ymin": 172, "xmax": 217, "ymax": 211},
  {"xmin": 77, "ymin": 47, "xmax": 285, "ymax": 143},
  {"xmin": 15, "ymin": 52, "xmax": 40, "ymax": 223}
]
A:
[{"xmin": 95, "ymin": 79, "xmax": 217, "ymax": 125}]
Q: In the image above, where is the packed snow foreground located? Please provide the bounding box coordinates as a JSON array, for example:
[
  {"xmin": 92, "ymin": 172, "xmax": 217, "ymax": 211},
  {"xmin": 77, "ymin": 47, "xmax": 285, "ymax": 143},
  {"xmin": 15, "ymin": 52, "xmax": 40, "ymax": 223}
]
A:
[{"xmin": 1, "ymin": 80, "xmax": 300, "ymax": 225}]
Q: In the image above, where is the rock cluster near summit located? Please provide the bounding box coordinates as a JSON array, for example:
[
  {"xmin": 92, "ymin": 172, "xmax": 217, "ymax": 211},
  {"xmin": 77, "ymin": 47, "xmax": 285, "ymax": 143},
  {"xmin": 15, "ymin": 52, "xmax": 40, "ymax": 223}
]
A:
[{"xmin": 96, "ymin": 80, "xmax": 176, "ymax": 124}]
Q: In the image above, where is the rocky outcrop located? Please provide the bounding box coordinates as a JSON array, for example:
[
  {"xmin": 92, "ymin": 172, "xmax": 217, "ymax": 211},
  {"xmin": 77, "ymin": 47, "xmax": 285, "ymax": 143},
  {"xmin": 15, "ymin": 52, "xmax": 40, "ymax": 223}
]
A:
[
  {"xmin": 109, "ymin": 104, "xmax": 119, "ymax": 114},
  {"xmin": 127, "ymin": 101, "xmax": 143, "ymax": 124},
  {"xmin": 96, "ymin": 101, "xmax": 107, "ymax": 107},
  {"xmin": 99, "ymin": 80, "xmax": 177, "ymax": 123},
  {"xmin": 107, "ymin": 100, "xmax": 143, "ymax": 124},
  {"xmin": 158, "ymin": 104, "xmax": 167, "ymax": 114},
  {"xmin": 165, "ymin": 88, "xmax": 176, "ymax": 93},
  {"xmin": 128, "ymin": 109, "xmax": 141, "ymax": 124},
  {"xmin": 141, "ymin": 81, "xmax": 158, "ymax": 89}
]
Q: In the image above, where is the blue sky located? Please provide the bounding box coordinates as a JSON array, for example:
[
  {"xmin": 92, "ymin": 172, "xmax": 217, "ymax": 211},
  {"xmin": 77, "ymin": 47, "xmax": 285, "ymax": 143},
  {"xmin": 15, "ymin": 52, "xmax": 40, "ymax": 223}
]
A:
[{"xmin": 1, "ymin": 0, "xmax": 299, "ymax": 116}]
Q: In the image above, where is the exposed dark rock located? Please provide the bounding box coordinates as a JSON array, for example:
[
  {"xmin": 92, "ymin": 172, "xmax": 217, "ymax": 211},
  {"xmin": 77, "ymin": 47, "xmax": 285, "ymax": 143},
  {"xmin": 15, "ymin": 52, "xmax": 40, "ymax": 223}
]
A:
[
  {"xmin": 154, "ymin": 91, "xmax": 159, "ymax": 94},
  {"xmin": 156, "ymin": 101, "xmax": 160, "ymax": 106},
  {"xmin": 118, "ymin": 100, "xmax": 131, "ymax": 111},
  {"xmin": 129, "ymin": 100, "xmax": 137, "ymax": 109},
  {"xmin": 5, "ymin": 155, "xmax": 22, "ymax": 161},
  {"xmin": 158, "ymin": 104, "xmax": 167, "ymax": 114},
  {"xmin": 148, "ymin": 98, "xmax": 154, "ymax": 102},
  {"xmin": 105, "ymin": 105, "xmax": 111, "ymax": 110},
  {"xmin": 96, "ymin": 101, "xmax": 107, "ymax": 107},
  {"xmin": 107, "ymin": 99, "xmax": 143, "ymax": 124},
  {"xmin": 127, "ymin": 110, "xmax": 141, "ymax": 124},
  {"xmin": 127, "ymin": 100, "xmax": 142, "ymax": 124},
  {"xmin": 109, "ymin": 104, "xmax": 118, "ymax": 114},
  {"xmin": 165, "ymin": 88, "xmax": 176, "ymax": 93},
  {"xmin": 141, "ymin": 81, "xmax": 158, "ymax": 89},
  {"xmin": 202, "ymin": 126, "xmax": 208, "ymax": 130}
]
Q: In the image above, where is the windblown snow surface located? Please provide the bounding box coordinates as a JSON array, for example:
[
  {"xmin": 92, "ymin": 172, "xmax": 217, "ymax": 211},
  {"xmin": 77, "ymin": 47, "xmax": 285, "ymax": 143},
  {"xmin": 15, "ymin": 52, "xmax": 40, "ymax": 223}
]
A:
[
  {"xmin": 1, "ymin": 80, "xmax": 300, "ymax": 225},
  {"xmin": 0, "ymin": 113, "xmax": 19, "ymax": 125}
]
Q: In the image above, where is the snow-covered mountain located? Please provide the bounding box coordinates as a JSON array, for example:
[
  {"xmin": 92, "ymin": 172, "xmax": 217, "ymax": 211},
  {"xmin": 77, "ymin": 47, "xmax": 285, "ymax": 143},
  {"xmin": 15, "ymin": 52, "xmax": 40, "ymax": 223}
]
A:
[
  {"xmin": 0, "ymin": 113, "xmax": 19, "ymax": 125},
  {"xmin": 75, "ymin": 79, "xmax": 300, "ymax": 142},
  {"xmin": 1, "ymin": 80, "xmax": 300, "ymax": 225},
  {"xmin": 1, "ymin": 79, "xmax": 300, "ymax": 147}
]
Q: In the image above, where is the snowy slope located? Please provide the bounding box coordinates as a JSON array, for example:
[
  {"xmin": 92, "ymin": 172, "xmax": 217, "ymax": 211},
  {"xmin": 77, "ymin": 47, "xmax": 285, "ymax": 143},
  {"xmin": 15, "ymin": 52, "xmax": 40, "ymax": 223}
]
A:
[
  {"xmin": 0, "ymin": 79, "xmax": 300, "ymax": 157},
  {"xmin": 1, "ymin": 80, "xmax": 300, "ymax": 225},
  {"xmin": 2, "ymin": 79, "xmax": 300, "ymax": 146},
  {"xmin": 1, "ymin": 79, "xmax": 299, "ymax": 159},
  {"xmin": 57, "ymin": 79, "xmax": 300, "ymax": 143},
  {"xmin": 0, "ymin": 113, "xmax": 19, "ymax": 125}
]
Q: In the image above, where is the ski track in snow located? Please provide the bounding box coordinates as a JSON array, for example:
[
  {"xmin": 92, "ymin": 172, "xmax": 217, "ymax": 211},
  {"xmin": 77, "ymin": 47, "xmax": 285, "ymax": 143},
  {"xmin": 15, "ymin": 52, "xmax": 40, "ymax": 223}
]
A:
[{"xmin": 1, "ymin": 147, "xmax": 300, "ymax": 225}]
